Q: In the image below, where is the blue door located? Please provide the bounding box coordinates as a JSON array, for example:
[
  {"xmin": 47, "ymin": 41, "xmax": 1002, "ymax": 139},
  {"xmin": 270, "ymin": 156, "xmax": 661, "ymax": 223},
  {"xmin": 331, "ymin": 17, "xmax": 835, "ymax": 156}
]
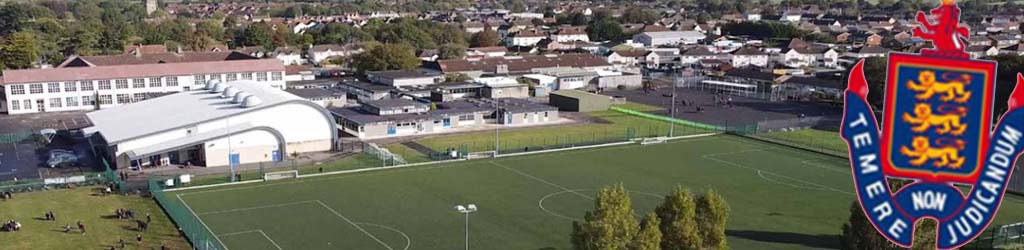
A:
[
  {"xmin": 271, "ymin": 150, "xmax": 281, "ymax": 162},
  {"xmin": 168, "ymin": 152, "xmax": 179, "ymax": 164},
  {"xmin": 387, "ymin": 126, "xmax": 397, "ymax": 135},
  {"xmin": 229, "ymin": 152, "xmax": 240, "ymax": 167},
  {"xmin": 443, "ymin": 118, "xmax": 451, "ymax": 127}
]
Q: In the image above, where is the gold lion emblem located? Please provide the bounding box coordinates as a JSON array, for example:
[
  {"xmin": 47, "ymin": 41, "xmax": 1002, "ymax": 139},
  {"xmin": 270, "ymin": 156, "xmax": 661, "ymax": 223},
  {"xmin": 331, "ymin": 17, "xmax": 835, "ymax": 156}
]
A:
[
  {"xmin": 907, "ymin": 71, "xmax": 972, "ymax": 103},
  {"xmin": 902, "ymin": 103, "xmax": 967, "ymax": 135},
  {"xmin": 900, "ymin": 136, "xmax": 965, "ymax": 168}
]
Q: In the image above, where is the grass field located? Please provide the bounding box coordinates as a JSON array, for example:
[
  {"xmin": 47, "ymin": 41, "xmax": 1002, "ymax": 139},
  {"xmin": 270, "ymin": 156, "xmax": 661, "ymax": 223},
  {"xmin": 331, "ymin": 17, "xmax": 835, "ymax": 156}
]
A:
[
  {"xmin": 164, "ymin": 134, "xmax": 1024, "ymax": 250},
  {"xmin": 404, "ymin": 108, "xmax": 712, "ymax": 157},
  {"xmin": 0, "ymin": 187, "xmax": 190, "ymax": 250},
  {"xmin": 758, "ymin": 128, "xmax": 847, "ymax": 155}
]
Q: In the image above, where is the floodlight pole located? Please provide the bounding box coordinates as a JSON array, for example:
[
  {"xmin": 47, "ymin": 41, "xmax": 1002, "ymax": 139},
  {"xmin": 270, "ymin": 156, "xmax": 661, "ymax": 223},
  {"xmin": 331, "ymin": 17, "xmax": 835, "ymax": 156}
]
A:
[
  {"xmin": 455, "ymin": 204, "xmax": 478, "ymax": 250},
  {"xmin": 669, "ymin": 65, "xmax": 678, "ymax": 137},
  {"xmin": 494, "ymin": 98, "xmax": 500, "ymax": 154}
]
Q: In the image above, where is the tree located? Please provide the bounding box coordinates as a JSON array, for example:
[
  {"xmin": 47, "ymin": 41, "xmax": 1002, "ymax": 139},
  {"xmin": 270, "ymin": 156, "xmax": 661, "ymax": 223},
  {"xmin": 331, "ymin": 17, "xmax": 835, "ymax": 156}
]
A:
[
  {"xmin": 471, "ymin": 28, "xmax": 500, "ymax": 47},
  {"xmin": 0, "ymin": 31, "xmax": 41, "ymax": 69},
  {"xmin": 571, "ymin": 184, "xmax": 639, "ymax": 250},
  {"xmin": 438, "ymin": 44, "xmax": 467, "ymax": 60},
  {"xmin": 352, "ymin": 43, "xmax": 421, "ymax": 74},
  {"xmin": 238, "ymin": 22, "xmax": 274, "ymax": 49},
  {"xmin": 587, "ymin": 18, "xmax": 625, "ymax": 42},
  {"xmin": 630, "ymin": 213, "xmax": 662, "ymax": 250},
  {"xmin": 695, "ymin": 189, "xmax": 729, "ymax": 250},
  {"xmin": 655, "ymin": 186, "xmax": 701, "ymax": 250},
  {"xmin": 622, "ymin": 7, "xmax": 660, "ymax": 24}
]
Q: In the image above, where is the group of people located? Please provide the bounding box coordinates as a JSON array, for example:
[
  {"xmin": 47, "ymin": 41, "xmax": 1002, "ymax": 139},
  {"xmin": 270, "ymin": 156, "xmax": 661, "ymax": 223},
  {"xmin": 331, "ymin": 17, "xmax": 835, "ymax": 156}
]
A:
[
  {"xmin": 115, "ymin": 208, "xmax": 136, "ymax": 220},
  {"xmin": 44, "ymin": 211, "xmax": 57, "ymax": 221},
  {"xmin": 62, "ymin": 221, "xmax": 86, "ymax": 235},
  {"xmin": 2, "ymin": 219, "xmax": 21, "ymax": 231},
  {"xmin": 1, "ymin": 191, "xmax": 13, "ymax": 201}
]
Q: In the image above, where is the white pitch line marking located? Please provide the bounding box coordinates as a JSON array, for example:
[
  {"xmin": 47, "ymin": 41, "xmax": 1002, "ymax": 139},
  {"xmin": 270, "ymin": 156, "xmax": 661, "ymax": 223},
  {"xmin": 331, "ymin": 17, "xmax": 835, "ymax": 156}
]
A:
[
  {"xmin": 216, "ymin": 230, "xmax": 283, "ymax": 250},
  {"xmin": 197, "ymin": 200, "xmax": 317, "ymax": 216},
  {"xmin": 489, "ymin": 161, "xmax": 592, "ymax": 200},
  {"xmin": 315, "ymin": 200, "xmax": 396, "ymax": 250}
]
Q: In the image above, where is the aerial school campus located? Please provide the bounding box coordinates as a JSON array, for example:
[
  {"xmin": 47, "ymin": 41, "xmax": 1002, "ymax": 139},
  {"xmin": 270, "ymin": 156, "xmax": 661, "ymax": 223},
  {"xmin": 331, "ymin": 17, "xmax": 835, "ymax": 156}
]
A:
[{"xmin": 5, "ymin": 0, "xmax": 1024, "ymax": 249}]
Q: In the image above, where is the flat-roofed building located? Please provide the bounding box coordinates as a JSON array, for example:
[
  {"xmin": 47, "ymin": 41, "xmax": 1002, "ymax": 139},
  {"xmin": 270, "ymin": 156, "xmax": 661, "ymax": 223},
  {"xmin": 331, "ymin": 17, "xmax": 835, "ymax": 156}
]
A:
[
  {"xmin": 83, "ymin": 80, "xmax": 337, "ymax": 169},
  {"xmin": 331, "ymin": 98, "xmax": 559, "ymax": 139},
  {"xmin": 1, "ymin": 59, "xmax": 286, "ymax": 115}
]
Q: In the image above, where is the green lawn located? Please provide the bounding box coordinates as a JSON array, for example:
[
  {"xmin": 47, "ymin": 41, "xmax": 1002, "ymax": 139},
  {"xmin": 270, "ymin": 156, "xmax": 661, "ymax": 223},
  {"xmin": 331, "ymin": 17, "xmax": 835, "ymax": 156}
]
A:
[
  {"xmin": 382, "ymin": 144, "xmax": 431, "ymax": 164},
  {"xmin": 756, "ymin": 128, "xmax": 848, "ymax": 155},
  {"xmin": 186, "ymin": 153, "xmax": 385, "ymax": 186},
  {"xmin": 0, "ymin": 187, "xmax": 190, "ymax": 250},
  {"xmin": 409, "ymin": 110, "xmax": 713, "ymax": 155},
  {"xmin": 164, "ymin": 134, "xmax": 1024, "ymax": 250}
]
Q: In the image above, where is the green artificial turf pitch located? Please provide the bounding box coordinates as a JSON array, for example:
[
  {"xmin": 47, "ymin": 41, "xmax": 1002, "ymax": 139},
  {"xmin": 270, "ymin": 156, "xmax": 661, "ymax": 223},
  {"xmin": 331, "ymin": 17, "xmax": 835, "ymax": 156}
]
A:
[{"xmin": 166, "ymin": 135, "xmax": 1024, "ymax": 250}]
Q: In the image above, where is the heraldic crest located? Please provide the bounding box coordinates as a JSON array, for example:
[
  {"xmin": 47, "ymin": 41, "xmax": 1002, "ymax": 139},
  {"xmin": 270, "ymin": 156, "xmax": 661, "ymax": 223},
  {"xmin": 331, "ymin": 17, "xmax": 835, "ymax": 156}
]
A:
[{"xmin": 841, "ymin": 0, "xmax": 1022, "ymax": 248}]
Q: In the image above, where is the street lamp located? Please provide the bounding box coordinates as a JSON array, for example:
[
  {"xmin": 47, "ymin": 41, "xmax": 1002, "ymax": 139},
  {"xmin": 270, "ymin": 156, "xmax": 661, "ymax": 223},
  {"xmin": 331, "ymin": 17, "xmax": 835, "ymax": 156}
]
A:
[{"xmin": 455, "ymin": 204, "xmax": 478, "ymax": 250}]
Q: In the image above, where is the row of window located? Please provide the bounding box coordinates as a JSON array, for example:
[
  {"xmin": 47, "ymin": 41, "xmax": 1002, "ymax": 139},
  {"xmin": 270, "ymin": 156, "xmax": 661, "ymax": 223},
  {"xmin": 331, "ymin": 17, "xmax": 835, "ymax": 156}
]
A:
[
  {"xmin": 7, "ymin": 92, "xmax": 173, "ymax": 111},
  {"xmin": 8, "ymin": 71, "xmax": 284, "ymax": 95}
]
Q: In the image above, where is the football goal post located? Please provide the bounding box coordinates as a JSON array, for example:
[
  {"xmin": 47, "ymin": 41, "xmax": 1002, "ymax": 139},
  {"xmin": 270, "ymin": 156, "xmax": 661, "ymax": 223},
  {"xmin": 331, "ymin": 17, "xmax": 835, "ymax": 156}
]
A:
[
  {"xmin": 264, "ymin": 170, "xmax": 299, "ymax": 181},
  {"xmin": 466, "ymin": 151, "xmax": 496, "ymax": 159},
  {"xmin": 364, "ymin": 143, "xmax": 406, "ymax": 166}
]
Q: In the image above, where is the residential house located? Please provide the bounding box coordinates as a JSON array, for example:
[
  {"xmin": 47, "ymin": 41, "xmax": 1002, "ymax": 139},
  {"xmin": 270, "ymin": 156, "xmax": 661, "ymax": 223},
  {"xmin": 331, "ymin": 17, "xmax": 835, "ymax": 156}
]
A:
[
  {"xmin": 632, "ymin": 31, "xmax": 706, "ymax": 47},
  {"xmin": 272, "ymin": 46, "xmax": 304, "ymax": 65},
  {"xmin": 507, "ymin": 30, "xmax": 548, "ymax": 47},
  {"xmin": 550, "ymin": 27, "xmax": 590, "ymax": 43},
  {"xmin": 607, "ymin": 49, "xmax": 649, "ymax": 66},
  {"xmin": 308, "ymin": 44, "xmax": 361, "ymax": 66},
  {"xmin": 847, "ymin": 45, "xmax": 889, "ymax": 58},
  {"xmin": 731, "ymin": 47, "xmax": 769, "ymax": 68}
]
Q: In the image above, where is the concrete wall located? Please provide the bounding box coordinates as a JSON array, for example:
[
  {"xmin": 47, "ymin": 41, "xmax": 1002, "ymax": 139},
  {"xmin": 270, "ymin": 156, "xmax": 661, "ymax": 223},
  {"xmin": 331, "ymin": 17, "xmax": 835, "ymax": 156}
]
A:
[
  {"xmin": 204, "ymin": 129, "xmax": 280, "ymax": 167},
  {"xmin": 483, "ymin": 85, "xmax": 530, "ymax": 99},
  {"xmin": 598, "ymin": 74, "xmax": 642, "ymax": 90}
]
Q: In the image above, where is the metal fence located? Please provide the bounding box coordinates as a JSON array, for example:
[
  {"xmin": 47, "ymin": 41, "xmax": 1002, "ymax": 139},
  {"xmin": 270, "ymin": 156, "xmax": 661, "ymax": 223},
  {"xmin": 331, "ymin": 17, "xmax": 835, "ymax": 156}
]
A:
[
  {"xmin": 962, "ymin": 221, "xmax": 1024, "ymax": 250},
  {"xmin": 148, "ymin": 179, "xmax": 224, "ymax": 250}
]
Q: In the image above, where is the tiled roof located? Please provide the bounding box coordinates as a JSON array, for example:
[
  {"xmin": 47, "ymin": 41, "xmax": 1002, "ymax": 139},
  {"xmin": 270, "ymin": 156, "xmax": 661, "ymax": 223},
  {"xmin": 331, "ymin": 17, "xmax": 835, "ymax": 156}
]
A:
[
  {"xmin": 62, "ymin": 51, "xmax": 257, "ymax": 67},
  {"xmin": 432, "ymin": 54, "xmax": 611, "ymax": 74}
]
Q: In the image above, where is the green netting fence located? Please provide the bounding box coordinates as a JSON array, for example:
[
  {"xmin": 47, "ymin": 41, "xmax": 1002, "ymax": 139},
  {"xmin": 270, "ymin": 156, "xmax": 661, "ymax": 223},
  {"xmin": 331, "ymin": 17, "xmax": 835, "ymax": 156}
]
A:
[
  {"xmin": 149, "ymin": 178, "xmax": 225, "ymax": 250},
  {"xmin": 101, "ymin": 158, "xmax": 124, "ymax": 191},
  {"xmin": 609, "ymin": 106, "xmax": 758, "ymax": 135}
]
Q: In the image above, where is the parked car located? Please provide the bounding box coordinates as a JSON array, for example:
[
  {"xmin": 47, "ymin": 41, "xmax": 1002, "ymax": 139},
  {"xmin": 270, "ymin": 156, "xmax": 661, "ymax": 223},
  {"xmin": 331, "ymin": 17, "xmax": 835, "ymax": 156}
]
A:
[{"xmin": 47, "ymin": 152, "xmax": 78, "ymax": 168}]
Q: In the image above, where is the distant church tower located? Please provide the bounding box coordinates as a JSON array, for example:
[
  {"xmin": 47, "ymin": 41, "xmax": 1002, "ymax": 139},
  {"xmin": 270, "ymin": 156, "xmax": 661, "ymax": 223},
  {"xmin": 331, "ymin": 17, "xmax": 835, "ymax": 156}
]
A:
[{"xmin": 145, "ymin": 0, "xmax": 157, "ymax": 15}]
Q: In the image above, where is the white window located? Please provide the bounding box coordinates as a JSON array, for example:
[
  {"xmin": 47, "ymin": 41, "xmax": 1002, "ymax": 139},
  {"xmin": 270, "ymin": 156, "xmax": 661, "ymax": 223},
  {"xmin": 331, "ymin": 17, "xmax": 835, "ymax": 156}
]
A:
[
  {"xmin": 99, "ymin": 95, "xmax": 113, "ymax": 105},
  {"xmin": 271, "ymin": 72, "xmax": 283, "ymax": 81},
  {"xmin": 80, "ymin": 81, "xmax": 94, "ymax": 91},
  {"xmin": 47, "ymin": 83, "xmax": 60, "ymax": 93},
  {"xmin": 81, "ymin": 96, "xmax": 94, "ymax": 106},
  {"xmin": 64, "ymin": 82, "xmax": 77, "ymax": 92},
  {"xmin": 241, "ymin": 72, "xmax": 253, "ymax": 80},
  {"xmin": 132, "ymin": 93, "xmax": 146, "ymax": 102},
  {"xmin": 10, "ymin": 100, "xmax": 19, "ymax": 110},
  {"xmin": 256, "ymin": 72, "xmax": 268, "ymax": 81},
  {"xmin": 10, "ymin": 85, "xmax": 25, "ymax": 95},
  {"xmin": 225, "ymin": 73, "xmax": 237, "ymax": 82},
  {"xmin": 98, "ymin": 80, "xmax": 111, "ymax": 90},
  {"xmin": 29, "ymin": 84, "xmax": 43, "ymax": 94},
  {"xmin": 66, "ymin": 97, "xmax": 79, "ymax": 107},
  {"xmin": 210, "ymin": 74, "xmax": 222, "ymax": 82},
  {"xmin": 49, "ymin": 98, "xmax": 61, "ymax": 108},
  {"xmin": 193, "ymin": 75, "xmax": 205, "ymax": 85},
  {"xmin": 132, "ymin": 78, "xmax": 146, "ymax": 88},
  {"xmin": 23, "ymin": 100, "xmax": 31, "ymax": 110},
  {"xmin": 166, "ymin": 76, "xmax": 178, "ymax": 87},
  {"xmin": 459, "ymin": 114, "xmax": 474, "ymax": 121},
  {"xmin": 116, "ymin": 94, "xmax": 130, "ymax": 104},
  {"xmin": 149, "ymin": 77, "xmax": 162, "ymax": 87},
  {"xmin": 115, "ymin": 79, "xmax": 128, "ymax": 89}
]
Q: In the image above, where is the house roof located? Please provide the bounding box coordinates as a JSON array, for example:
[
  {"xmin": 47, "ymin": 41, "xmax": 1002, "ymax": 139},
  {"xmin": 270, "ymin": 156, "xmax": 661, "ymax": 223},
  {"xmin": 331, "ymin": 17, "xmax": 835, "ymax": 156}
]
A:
[
  {"xmin": 732, "ymin": 47, "xmax": 766, "ymax": 56},
  {"xmin": 2, "ymin": 59, "xmax": 284, "ymax": 85},
  {"xmin": 850, "ymin": 45, "xmax": 889, "ymax": 54},
  {"xmin": 59, "ymin": 51, "xmax": 258, "ymax": 67},
  {"xmin": 682, "ymin": 46, "xmax": 716, "ymax": 56},
  {"xmin": 83, "ymin": 80, "xmax": 304, "ymax": 143},
  {"xmin": 284, "ymin": 88, "xmax": 347, "ymax": 99},
  {"xmin": 431, "ymin": 54, "xmax": 611, "ymax": 74},
  {"xmin": 611, "ymin": 49, "xmax": 649, "ymax": 57}
]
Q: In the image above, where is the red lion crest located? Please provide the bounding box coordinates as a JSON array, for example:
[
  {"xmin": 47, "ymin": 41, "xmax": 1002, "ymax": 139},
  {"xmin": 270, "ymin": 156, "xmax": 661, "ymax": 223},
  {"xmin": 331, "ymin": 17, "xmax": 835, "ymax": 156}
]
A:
[{"xmin": 913, "ymin": 0, "xmax": 970, "ymax": 58}]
